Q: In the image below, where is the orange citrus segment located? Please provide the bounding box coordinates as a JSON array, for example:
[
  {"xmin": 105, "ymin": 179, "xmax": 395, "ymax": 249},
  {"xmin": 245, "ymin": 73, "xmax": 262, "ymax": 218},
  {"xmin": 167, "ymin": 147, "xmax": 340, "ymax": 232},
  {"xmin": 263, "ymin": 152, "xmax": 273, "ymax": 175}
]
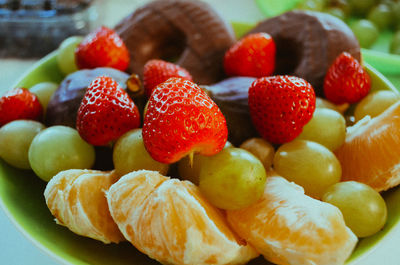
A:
[
  {"xmin": 335, "ymin": 101, "xmax": 400, "ymax": 192},
  {"xmin": 226, "ymin": 171, "xmax": 357, "ymax": 265},
  {"xmin": 44, "ymin": 169, "xmax": 124, "ymax": 244},
  {"xmin": 106, "ymin": 170, "xmax": 259, "ymax": 265},
  {"xmin": 105, "ymin": 169, "xmax": 167, "ymax": 225}
]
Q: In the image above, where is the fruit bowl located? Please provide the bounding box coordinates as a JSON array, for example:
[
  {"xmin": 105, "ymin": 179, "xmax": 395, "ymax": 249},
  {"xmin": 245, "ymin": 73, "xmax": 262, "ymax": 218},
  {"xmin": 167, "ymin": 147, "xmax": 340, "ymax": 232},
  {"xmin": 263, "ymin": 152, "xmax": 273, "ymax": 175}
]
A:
[{"xmin": 0, "ymin": 44, "xmax": 400, "ymax": 265}]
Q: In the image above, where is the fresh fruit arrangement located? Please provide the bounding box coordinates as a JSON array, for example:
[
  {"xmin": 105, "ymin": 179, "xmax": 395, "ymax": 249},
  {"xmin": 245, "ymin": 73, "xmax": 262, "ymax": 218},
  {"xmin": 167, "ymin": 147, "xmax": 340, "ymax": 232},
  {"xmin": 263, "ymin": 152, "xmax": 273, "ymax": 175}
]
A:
[
  {"xmin": 296, "ymin": 0, "xmax": 400, "ymax": 53},
  {"xmin": 1, "ymin": 0, "xmax": 400, "ymax": 265}
]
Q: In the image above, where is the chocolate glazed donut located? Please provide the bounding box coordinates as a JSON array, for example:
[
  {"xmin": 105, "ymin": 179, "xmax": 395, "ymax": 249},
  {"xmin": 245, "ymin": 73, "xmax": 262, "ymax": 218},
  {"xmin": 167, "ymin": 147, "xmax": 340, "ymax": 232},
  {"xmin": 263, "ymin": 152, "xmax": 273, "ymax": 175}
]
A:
[
  {"xmin": 247, "ymin": 10, "xmax": 361, "ymax": 95},
  {"xmin": 114, "ymin": 0, "xmax": 236, "ymax": 85}
]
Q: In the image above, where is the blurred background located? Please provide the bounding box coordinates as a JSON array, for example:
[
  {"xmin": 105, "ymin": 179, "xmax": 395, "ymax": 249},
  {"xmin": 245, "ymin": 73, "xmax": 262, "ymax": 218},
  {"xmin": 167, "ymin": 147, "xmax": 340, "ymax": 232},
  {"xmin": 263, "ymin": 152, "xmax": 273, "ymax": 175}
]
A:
[{"xmin": 2, "ymin": 0, "xmax": 400, "ymax": 93}]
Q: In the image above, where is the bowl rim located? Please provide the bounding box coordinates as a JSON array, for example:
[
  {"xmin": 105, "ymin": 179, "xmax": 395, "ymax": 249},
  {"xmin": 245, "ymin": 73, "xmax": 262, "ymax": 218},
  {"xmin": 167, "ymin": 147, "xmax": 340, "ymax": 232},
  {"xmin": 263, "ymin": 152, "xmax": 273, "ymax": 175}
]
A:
[{"xmin": 0, "ymin": 196, "xmax": 71, "ymax": 265}]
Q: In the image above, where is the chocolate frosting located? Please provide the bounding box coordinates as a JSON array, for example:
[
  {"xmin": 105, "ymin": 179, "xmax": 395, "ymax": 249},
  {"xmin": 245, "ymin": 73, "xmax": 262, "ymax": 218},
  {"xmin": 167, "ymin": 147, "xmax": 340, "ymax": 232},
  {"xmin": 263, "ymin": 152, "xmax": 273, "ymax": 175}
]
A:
[
  {"xmin": 114, "ymin": 0, "xmax": 236, "ymax": 85},
  {"xmin": 247, "ymin": 10, "xmax": 361, "ymax": 95},
  {"xmin": 206, "ymin": 77, "xmax": 258, "ymax": 146}
]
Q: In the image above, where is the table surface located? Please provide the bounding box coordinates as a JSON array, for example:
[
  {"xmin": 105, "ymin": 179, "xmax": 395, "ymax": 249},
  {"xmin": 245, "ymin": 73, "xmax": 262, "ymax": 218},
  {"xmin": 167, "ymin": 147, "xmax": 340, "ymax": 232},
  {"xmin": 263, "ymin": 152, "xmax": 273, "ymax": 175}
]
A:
[{"xmin": 0, "ymin": 0, "xmax": 399, "ymax": 264}]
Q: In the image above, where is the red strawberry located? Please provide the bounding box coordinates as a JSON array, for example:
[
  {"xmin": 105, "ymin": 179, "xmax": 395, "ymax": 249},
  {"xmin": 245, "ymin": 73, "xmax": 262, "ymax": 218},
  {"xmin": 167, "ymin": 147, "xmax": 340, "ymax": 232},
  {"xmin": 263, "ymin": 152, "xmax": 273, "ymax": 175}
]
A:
[
  {"xmin": 224, "ymin": 32, "xmax": 276, "ymax": 78},
  {"xmin": 0, "ymin": 88, "xmax": 42, "ymax": 126},
  {"xmin": 143, "ymin": 59, "xmax": 193, "ymax": 97},
  {"xmin": 248, "ymin": 76, "xmax": 316, "ymax": 144},
  {"xmin": 324, "ymin": 52, "xmax": 371, "ymax": 104},
  {"xmin": 142, "ymin": 77, "xmax": 227, "ymax": 164},
  {"xmin": 76, "ymin": 76, "xmax": 140, "ymax": 146},
  {"xmin": 75, "ymin": 26, "xmax": 130, "ymax": 71}
]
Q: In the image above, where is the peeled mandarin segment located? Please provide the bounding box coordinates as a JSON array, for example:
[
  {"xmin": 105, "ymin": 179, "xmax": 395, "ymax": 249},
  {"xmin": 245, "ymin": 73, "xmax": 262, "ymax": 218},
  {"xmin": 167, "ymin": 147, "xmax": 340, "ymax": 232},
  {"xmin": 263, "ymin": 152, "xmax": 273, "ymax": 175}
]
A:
[
  {"xmin": 44, "ymin": 169, "xmax": 84, "ymax": 224},
  {"xmin": 336, "ymin": 101, "xmax": 400, "ymax": 192},
  {"xmin": 106, "ymin": 170, "xmax": 167, "ymax": 225},
  {"xmin": 44, "ymin": 169, "xmax": 124, "ymax": 244},
  {"xmin": 226, "ymin": 172, "xmax": 357, "ymax": 265},
  {"xmin": 106, "ymin": 170, "xmax": 258, "ymax": 265}
]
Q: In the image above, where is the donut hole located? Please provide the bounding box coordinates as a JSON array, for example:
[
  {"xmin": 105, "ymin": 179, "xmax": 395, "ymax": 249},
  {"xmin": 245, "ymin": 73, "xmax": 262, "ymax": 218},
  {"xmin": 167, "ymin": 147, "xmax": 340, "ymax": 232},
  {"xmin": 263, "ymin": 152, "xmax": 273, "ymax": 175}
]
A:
[
  {"xmin": 274, "ymin": 37, "xmax": 303, "ymax": 75},
  {"xmin": 158, "ymin": 30, "xmax": 187, "ymax": 63}
]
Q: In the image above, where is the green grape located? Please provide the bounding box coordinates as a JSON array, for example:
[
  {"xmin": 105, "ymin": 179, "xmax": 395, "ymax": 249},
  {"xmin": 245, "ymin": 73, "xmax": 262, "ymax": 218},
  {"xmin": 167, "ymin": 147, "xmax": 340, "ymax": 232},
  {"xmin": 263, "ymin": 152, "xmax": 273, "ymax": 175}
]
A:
[
  {"xmin": 322, "ymin": 181, "xmax": 387, "ymax": 237},
  {"xmin": 178, "ymin": 141, "xmax": 233, "ymax": 185},
  {"xmin": 28, "ymin": 126, "xmax": 95, "ymax": 182},
  {"xmin": 392, "ymin": 2, "xmax": 400, "ymax": 30},
  {"xmin": 367, "ymin": 4, "xmax": 393, "ymax": 30},
  {"xmin": 332, "ymin": 0, "xmax": 351, "ymax": 17},
  {"xmin": 380, "ymin": 0, "xmax": 395, "ymax": 5},
  {"xmin": 298, "ymin": 108, "xmax": 346, "ymax": 151},
  {"xmin": 316, "ymin": 97, "xmax": 334, "ymax": 109},
  {"xmin": 273, "ymin": 140, "xmax": 341, "ymax": 199},
  {"xmin": 113, "ymin": 128, "xmax": 169, "ymax": 176},
  {"xmin": 297, "ymin": 0, "xmax": 328, "ymax": 11},
  {"xmin": 354, "ymin": 90, "xmax": 400, "ymax": 121},
  {"xmin": 390, "ymin": 31, "xmax": 400, "ymax": 55},
  {"xmin": 0, "ymin": 120, "xmax": 45, "ymax": 169},
  {"xmin": 57, "ymin": 36, "xmax": 83, "ymax": 75},
  {"xmin": 348, "ymin": 0, "xmax": 377, "ymax": 15},
  {"xmin": 199, "ymin": 148, "xmax": 267, "ymax": 210},
  {"xmin": 29, "ymin": 82, "xmax": 58, "ymax": 114},
  {"xmin": 350, "ymin": 19, "xmax": 379, "ymax": 48},
  {"xmin": 315, "ymin": 97, "xmax": 348, "ymax": 113},
  {"xmin": 326, "ymin": 7, "xmax": 346, "ymax": 20},
  {"xmin": 240, "ymin": 138, "xmax": 275, "ymax": 170}
]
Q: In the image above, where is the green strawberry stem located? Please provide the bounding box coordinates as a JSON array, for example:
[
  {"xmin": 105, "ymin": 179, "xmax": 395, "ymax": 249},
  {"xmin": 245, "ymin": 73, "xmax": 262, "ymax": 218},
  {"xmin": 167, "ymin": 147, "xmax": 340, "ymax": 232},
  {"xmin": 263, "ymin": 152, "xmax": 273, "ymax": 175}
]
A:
[
  {"xmin": 189, "ymin": 152, "xmax": 194, "ymax": 168},
  {"xmin": 126, "ymin": 74, "xmax": 144, "ymax": 98}
]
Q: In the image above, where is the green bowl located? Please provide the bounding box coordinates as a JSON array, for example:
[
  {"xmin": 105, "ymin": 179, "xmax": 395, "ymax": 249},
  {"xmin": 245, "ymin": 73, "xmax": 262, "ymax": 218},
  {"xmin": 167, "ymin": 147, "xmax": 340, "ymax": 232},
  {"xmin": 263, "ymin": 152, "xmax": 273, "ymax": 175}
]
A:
[
  {"xmin": 254, "ymin": 0, "xmax": 400, "ymax": 76},
  {"xmin": 1, "ymin": 50, "xmax": 399, "ymax": 265}
]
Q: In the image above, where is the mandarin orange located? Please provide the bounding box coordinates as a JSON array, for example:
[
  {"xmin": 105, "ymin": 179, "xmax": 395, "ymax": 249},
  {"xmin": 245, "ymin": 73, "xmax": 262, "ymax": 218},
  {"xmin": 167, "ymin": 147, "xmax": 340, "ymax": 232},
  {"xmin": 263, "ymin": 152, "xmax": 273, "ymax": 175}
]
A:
[
  {"xmin": 106, "ymin": 170, "xmax": 259, "ymax": 265},
  {"xmin": 44, "ymin": 169, "xmax": 124, "ymax": 244},
  {"xmin": 226, "ymin": 171, "xmax": 357, "ymax": 265},
  {"xmin": 336, "ymin": 101, "xmax": 400, "ymax": 192}
]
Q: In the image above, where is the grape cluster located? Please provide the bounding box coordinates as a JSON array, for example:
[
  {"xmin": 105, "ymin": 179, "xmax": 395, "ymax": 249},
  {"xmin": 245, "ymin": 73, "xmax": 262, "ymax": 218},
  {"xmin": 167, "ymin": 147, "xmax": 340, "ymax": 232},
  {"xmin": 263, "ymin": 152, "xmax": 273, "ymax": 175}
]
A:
[{"xmin": 297, "ymin": 0, "xmax": 400, "ymax": 53}]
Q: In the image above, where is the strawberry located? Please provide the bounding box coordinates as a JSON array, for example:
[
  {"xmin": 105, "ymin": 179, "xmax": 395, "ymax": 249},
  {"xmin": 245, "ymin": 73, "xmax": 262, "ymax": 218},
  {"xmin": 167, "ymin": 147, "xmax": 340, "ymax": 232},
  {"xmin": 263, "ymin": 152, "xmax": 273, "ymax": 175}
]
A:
[
  {"xmin": 75, "ymin": 26, "xmax": 130, "ymax": 71},
  {"xmin": 0, "ymin": 88, "xmax": 42, "ymax": 126},
  {"xmin": 76, "ymin": 76, "xmax": 140, "ymax": 146},
  {"xmin": 143, "ymin": 59, "xmax": 193, "ymax": 97},
  {"xmin": 324, "ymin": 52, "xmax": 371, "ymax": 104},
  {"xmin": 248, "ymin": 76, "xmax": 316, "ymax": 144},
  {"xmin": 224, "ymin": 32, "xmax": 276, "ymax": 78},
  {"xmin": 142, "ymin": 77, "xmax": 227, "ymax": 164}
]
